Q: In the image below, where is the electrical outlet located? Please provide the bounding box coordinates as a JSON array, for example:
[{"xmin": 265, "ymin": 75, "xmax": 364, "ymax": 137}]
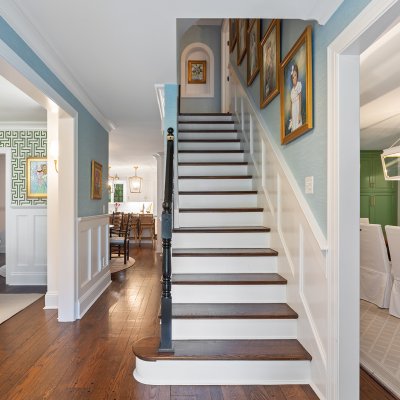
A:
[{"xmin": 305, "ymin": 176, "xmax": 314, "ymax": 194}]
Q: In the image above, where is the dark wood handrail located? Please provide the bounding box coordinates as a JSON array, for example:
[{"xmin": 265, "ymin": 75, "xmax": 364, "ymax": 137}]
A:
[{"xmin": 159, "ymin": 127, "xmax": 174, "ymax": 352}]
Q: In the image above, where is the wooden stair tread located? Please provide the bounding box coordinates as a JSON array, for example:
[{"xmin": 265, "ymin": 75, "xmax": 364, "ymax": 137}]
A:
[
  {"xmin": 133, "ymin": 337, "xmax": 312, "ymax": 361},
  {"xmin": 173, "ymin": 226, "xmax": 270, "ymax": 233},
  {"xmin": 170, "ymin": 303, "xmax": 298, "ymax": 319},
  {"xmin": 179, "ymin": 207, "xmax": 263, "ymax": 213},
  {"xmin": 171, "ymin": 273, "xmax": 286, "ymax": 285},
  {"xmin": 179, "ymin": 113, "xmax": 232, "ymax": 116},
  {"xmin": 179, "ymin": 190, "xmax": 257, "ymax": 195},
  {"xmin": 178, "ymin": 150, "xmax": 243, "ymax": 153},
  {"xmin": 178, "ymin": 162, "xmax": 248, "ymax": 166},
  {"xmin": 178, "ymin": 175, "xmax": 252, "ymax": 179},
  {"xmin": 179, "ymin": 130, "xmax": 238, "ymax": 133},
  {"xmin": 172, "ymin": 248, "xmax": 278, "ymax": 257},
  {"xmin": 179, "ymin": 139, "xmax": 240, "ymax": 143},
  {"xmin": 179, "ymin": 121, "xmax": 234, "ymax": 124}
]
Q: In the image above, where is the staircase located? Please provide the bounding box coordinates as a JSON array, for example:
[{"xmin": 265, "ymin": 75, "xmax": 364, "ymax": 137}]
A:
[{"xmin": 133, "ymin": 113, "xmax": 312, "ymax": 386}]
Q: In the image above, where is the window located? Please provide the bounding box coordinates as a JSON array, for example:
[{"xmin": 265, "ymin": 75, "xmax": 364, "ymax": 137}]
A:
[{"xmin": 114, "ymin": 183, "xmax": 124, "ymax": 202}]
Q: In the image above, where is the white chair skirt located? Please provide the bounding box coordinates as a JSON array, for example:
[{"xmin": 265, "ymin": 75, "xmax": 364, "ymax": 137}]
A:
[
  {"xmin": 361, "ymin": 266, "xmax": 392, "ymax": 308},
  {"xmin": 389, "ymin": 279, "xmax": 400, "ymax": 317}
]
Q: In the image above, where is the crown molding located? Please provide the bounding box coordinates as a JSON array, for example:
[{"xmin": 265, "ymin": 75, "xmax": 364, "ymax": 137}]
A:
[
  {"xmin": 0, "ymin": 0, "xmax": 115, "ymax": 132},
  {"xmin": 309, "ymin": 0, "xmax": 344, "ymax": 24}
]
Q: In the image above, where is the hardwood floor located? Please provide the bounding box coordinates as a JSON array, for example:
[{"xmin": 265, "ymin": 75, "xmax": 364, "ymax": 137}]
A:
[{"xmin": 0, "ymin": 245, "xmax": 395, "ymax": 399}]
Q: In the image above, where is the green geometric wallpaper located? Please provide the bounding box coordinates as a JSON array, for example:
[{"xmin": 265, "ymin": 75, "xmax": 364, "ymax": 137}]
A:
[{"xmin": 0, "ymin": 130, "xmax": 47, "ymax": 206}]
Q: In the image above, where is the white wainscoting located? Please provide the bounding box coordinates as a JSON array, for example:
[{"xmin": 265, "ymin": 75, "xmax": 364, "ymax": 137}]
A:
[
  {"xmin": 77, "ymin": 215, "xmax": 111, "ymax": 319},
  {"xmin": 6, "ymin": 206, "xmax": 47, "ymax": 285},
  {"xmin": 230, "ymin": 68, "xmax": 328, "ymax": 400}
]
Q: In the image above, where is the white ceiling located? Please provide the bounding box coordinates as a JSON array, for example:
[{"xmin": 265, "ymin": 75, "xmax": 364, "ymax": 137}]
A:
[
  {"xmin": 0, "ymin": 75, "xmax": 46, "ymax": 123},
  {"xmin": 0, "ymin": 0, "xmax": 343, "ymax": 167}
]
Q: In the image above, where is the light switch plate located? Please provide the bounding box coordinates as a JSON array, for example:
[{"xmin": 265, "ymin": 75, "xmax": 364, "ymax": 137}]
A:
[{"xmin": 305, "ymin": 176, "xmax": 314, "ymax": 194}]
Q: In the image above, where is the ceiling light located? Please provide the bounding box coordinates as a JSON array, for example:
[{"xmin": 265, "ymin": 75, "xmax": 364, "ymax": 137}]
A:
[
  {"xmin": 129, "ymin": 166, "xmax": 142, "ymax": 193},
  {"xmin": 108, "ymin": 166, "xmax": 119, "ymax": 193},
  {"xmin": 381, "ymin": 139, "xmax": 400, "ymax": 180}
]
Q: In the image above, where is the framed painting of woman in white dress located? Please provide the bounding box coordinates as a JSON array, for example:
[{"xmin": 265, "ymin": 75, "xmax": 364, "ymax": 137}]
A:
[{"xmin": 280, "ymin": 25, "xmax": 313, "ymax": 145}]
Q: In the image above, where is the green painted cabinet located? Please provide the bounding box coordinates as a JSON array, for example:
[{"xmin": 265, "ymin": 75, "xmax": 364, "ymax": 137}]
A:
[{"xmin": 360, "ymin": 151, "xmax": 398, "ymax": 228}]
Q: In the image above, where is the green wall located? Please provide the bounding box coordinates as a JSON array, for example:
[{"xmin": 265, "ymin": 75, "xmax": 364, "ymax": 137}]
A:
[{"xmin": 230, "ymin": 0, "xmax": 372, "ymax": 235}]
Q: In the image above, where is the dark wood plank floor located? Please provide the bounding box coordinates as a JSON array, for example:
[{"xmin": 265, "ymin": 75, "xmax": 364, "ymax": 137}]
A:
[{"xmin": 0, "ymin": 246, "xmax": 396, "ymax": 399}]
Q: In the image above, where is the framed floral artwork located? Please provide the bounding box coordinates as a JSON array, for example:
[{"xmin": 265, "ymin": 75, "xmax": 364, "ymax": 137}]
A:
[
  {"xmin": 91, "ymin": 160, "xmax": 103, "ymax": 200},
  {"xmin": 27, "ymin": 157, "xmax": 47, "ymax": 199},
  {"xmin": 280, "ymin": 25, "xmax": 313, "ymax": 145},
  {"xmin": 247, "ymin": 19, "xmax": 260, "ymax": 85},
  {"xmin": 260, "ymin": 19, "xmax": 281, "ymax": 108},
  {"xmin": 188, "ymin": 60, "xmax": 207, "ymax": 84},
  {"xmin": 237, "ymin": 19, "xmax": 248, "ymax": 65},
  {"xmin": 229, "ymin": 19, "xmax": 237, "ymax": 53}
]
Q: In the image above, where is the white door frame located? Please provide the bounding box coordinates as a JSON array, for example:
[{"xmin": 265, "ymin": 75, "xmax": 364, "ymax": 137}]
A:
[
  {"xmin": 221, "ymin": 19, "xmax": 230, "ymax": 113},
  {"xmin": 0, "ymin": 148, "xmax": 11, "ymax": 278},
  {"xmin": 327, "ymin": 0, "xmax": 400, "ymax": 398},
  {"xmin": 0, "ymin": 38, "xmax": 79, "ymax": 321}
]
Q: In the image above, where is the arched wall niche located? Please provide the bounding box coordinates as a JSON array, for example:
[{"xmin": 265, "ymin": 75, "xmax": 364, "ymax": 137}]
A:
[{"xmin": 180, "ymin": 42, "xmax": 214, "ymax": 98}]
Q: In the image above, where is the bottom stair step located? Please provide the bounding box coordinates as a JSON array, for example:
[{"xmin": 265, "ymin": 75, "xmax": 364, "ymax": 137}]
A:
[{"xmin": 133, "ymin": 337, "xmax": 312, "ymax": 385}]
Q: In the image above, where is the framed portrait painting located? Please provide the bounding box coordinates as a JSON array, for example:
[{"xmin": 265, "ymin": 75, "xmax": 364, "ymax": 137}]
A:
[
  {"xmin": 260, "ymin": 20, "xmax": 281, "ymax": 108},
  {"xmin": 229, "ymin": 19, "xmax": 237, "ymax": 53},
  {"xmin": 247, "ymin": 19, "xmax": 260, "ymax": 85},
  {"xmin": 188, "ymin": 60, "xmax": 206, "ymax": 84},
  {"xmin": 27, "ymin": 157, "xmax": 47, "ymax": 199},
  {"xmin": 280, "ymin": 25, "xmax": 313, "ymax": 145},
  {"xmin": 237, "ymin": 19, "xmax": 248, "ymax": 65},
  {"xmin": 91, "ymin": 160, "xmax": 103, "ymax": 200}
]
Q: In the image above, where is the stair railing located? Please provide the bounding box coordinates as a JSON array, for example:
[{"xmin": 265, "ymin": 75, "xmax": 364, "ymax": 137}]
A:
[{"xmin": 159, "ymin": 126, "xmax": 174, "ymax": 352}]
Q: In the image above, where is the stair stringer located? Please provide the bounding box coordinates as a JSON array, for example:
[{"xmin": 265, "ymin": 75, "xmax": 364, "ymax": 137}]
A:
[{"xmin": 230, "ymin": 67, "xmax": 328, "ymax": 400}]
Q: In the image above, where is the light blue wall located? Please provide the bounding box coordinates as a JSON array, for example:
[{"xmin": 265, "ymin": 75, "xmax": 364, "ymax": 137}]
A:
[
  {"xmin": 178, "ymin": 24, "xmax": 221, "ymax": 113},
  {"xmin": 0, "ymin": 17, "xmax": 109, "ymax": 217},
  {"xmin": 231, "ymin": 0, "xmax": 372, "ymax": 234}
]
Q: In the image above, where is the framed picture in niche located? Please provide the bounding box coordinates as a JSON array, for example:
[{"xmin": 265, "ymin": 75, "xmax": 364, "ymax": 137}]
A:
[
  {"xmin": 260, "ymin": 19, "xmax": 281, "ymax": 108},
  {"xmin": 26, "ymin": 157, "xmax": 47, "ymax": 199},
  {"xmin": 237, "ymin": 19, "xmax": 248, "ymax": 65},
  {"xmin": 280, "ymin": 25, "xmax": 313, "ymax": 145},
  {"xmin": 229, "ymin": 19, "xmax": 237, "ymax": 53},
  {"xmin": 91, "ymin": 160, "xmax": 103, "ymax": 200},
  {"xmin": 188, "ymin": 60, "xmax": 207, "ymax": 84},
  {"xmin": 247, "ymin": 19, "xmax": 260, "ymax": 85}
]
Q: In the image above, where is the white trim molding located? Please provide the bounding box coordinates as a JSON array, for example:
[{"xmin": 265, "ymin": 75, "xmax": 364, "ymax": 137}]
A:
[{"xmin": 327, "ymin": 1, "xmax": 400, "ymax": 399}]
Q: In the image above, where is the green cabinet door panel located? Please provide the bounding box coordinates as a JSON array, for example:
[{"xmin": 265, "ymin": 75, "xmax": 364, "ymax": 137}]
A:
[{"xmin": 370, "ymin": 194, "xmax": 397, "ymax": 227}]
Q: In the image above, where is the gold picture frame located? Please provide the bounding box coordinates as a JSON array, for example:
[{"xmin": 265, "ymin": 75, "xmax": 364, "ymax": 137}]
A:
[
  {"xmin": 260, "ymin": 20, "xmax": 281, "ymax": 108},
  {"xmin": 229, "ymin": 19, "xmax": 238, "ymax": 53},
  {"xmin": 280, "ymin": 25, "xmax": 313, "ymax": 145},
  {"xmin": 188, "ymin": 60, "xmax": 207, "ymax": 84},
  {"xmin": 247, "ymin": 19, "xmax": 260, "ymax": 86},
  {"xmin": 26, "ymin": 157, "xmax": 47, "ymax": 199},
  {"xmin": 237, "ymin": 19, "xmax": 248, "ymax": 65},
  {"xmin": 91, "ymin": 160, "xmax": 103, "ymax": 200}
]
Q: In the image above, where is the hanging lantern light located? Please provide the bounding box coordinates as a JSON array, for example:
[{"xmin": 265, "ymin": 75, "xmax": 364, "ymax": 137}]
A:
[
  {"xmin": 381, "ymin": 138, "xmax": 400, "ymax": 180},
  {"xmin": 129, "ymin": 166, "xmax": 142, "ymax": 193},
  {"xmin": 108, "ymin": 166, "xmax": 119, "ymax": 193}
]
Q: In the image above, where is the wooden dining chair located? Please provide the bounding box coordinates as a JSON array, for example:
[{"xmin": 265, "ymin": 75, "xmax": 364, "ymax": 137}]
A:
[
  {"xmin": 110, "ymin": 212, "xmax": 124, "ymax": 237},
  {"xmin": 110, "ymin": 213, "xmax": 135, "ymax": 264},
  {"xmin": 385, "ymin": 225, "xmax": 400, "ymax": 317},
  {"xmin": 138, "ymin": 214, "xmax": 155, "ymax": 247}
]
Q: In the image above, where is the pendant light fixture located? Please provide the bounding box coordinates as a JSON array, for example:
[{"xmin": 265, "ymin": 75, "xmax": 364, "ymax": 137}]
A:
[
  {"xmin": 381, "ymin": 138, "xmax": 400, "ymax": 180},
  {"xmin": 129, "ymin": 166, "xmax": 143, "ymax": 193},
  {"xmin": 108, "ymin": 166, "xmax": 119, "ymax": 193}
]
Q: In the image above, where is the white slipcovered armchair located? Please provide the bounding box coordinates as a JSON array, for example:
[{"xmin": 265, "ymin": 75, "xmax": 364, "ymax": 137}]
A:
[
  {"xmin": 385, "ymin": 225, "xmax": 400, "ymax": 317},
  {"xmin": 360, "ymin": 223, "xmax": 392, "ymax": 308}
]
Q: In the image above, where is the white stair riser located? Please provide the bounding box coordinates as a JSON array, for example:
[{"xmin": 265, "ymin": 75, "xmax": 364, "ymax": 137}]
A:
[
  {"xmin": 179, "ymin": 123, "xmax": 235, "ymax": 130},
  {"xmin": 178, "ymin": 179, "xmax": 252, "ymax": 191},
  {"xmin": 172, "ymin": 319, "xmax": 297, "ymax": 340},
  {"xmin": 179, "ymin": 115, "xmax": 233, "ymax": 122},
  {"xmin": 179, "ymin": 194, "xmax": 258, "ymax": 208},
  {"xmin": 134, "ymin": 359, "xmax": 310, "ymax": 385},
  {"xmin": 172, "ymin": 285, "xmax": 286, "ymax": 303},
  {"xmin": 178, "ymin": 165, "xmax": 248, "ymax": 176},
  {"xmin": 172, "ymin": 232, "xmax": 270, "ymax": 249},
  {"xmin": 179, "ymin": 211, "xmax": 263, "ymax": 227},
  {"xmin": 179, "ymin": 132, "xmax": 238, "ymax": 140},
  {"xmin": 179, "ymin": 142, "xmax": 241, "ymax": 151},
  {"xmin": 172, "ymin": 256, "xmax": 277, "ymax": 274},
  {"xmin": 178, "ymin": 153, "xmax": 244, "ymax": 162}
]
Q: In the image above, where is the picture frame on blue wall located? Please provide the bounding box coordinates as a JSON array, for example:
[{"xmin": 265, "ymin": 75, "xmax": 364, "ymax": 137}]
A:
[
  {"xmin": 237, "ymin": 19, "xmax": 248, "ymax": 65},
  {"xmin": 280, "ymin": 25, "xmax": 313, "ymax": 145},
  {"xmin": 91, "ymin": 160, "xmax": 103, "ymax": 200},
  {"xmin": 260, "ymin": 19, "xmax": 281, "ymax": 108},
  {"xmin": 26, "ymin": 157, "xmax": 47, "ymax": 199},
  {"xmin": 247, "ymin": 19, "xmax": 260, "ymax": 85},
  {"xmin": 188, "ymin": 60, "xmax": 207, "ymax": 84},
  {"xmin": 229, "ymin": 19, "xmax": 238, "ymax": 53}
]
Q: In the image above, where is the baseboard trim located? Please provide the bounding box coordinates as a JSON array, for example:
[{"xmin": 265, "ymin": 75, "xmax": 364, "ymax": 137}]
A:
[
  {"xmin": 77, "ymin": 270, "xmax": 111, "ymax": 319},
  {"xmin": 44, "ymin": 291, "xmax": 58, "ymax": 309},
  {"xmin": 7, "ymin": 271, "xmax": 46, "ymax": 286}
]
